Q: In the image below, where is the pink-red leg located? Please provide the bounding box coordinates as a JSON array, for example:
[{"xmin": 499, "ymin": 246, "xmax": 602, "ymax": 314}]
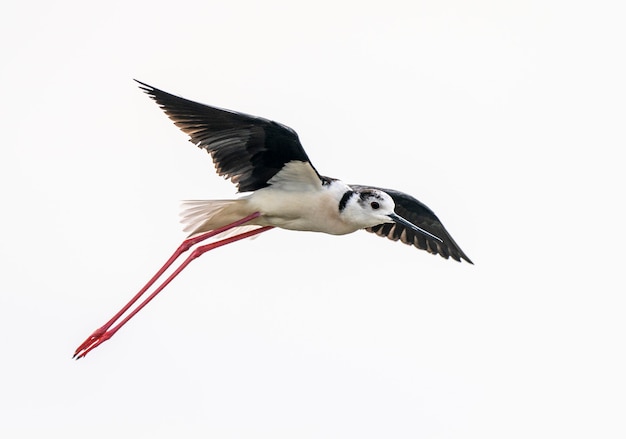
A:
[{"xmin": 74, "ymin": 212, "xmax": 271, "ymax": 359}]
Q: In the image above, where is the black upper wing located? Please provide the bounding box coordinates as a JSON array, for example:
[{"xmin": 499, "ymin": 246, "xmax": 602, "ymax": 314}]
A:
[
  {"xmin": 136, "ymin": 80, "xmax": 321, "ymax": 193},
  {"xmin": 351, "ymin": 185, "xmax": 473, "ymax": 263}
]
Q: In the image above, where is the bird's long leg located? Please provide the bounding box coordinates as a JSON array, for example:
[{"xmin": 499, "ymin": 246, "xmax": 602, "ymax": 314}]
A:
[{"xmin": 74, "ymin": 212, "xmax": 272, "ymax": 359}]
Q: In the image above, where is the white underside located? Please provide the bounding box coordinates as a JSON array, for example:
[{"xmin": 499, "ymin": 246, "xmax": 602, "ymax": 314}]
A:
[
  {"xmin": 181, "ymin": 164, "xmax": 356, "ymax": 235},
  {"xmin": 179, "ymin": 161, "xmax": 391, "ymax": 237},
  {"xmin": 180, "ymin": 186, "xmax": 358, "ymax": 236}
]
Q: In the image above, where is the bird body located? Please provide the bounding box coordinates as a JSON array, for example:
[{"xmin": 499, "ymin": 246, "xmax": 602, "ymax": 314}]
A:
[
  {"xmin": 249, "ymin": 179, "xmax": 359, "ymax": 234},
  {"xmin": 182, "ymin": 162, "xmax": 398, "ymax": 236},
  {"xmin": 73, "ymin": 80, "xmax": 473, "ymax": 359}
]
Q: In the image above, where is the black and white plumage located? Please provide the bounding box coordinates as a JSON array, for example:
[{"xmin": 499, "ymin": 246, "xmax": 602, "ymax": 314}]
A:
[
  {"xmin": 72, "ymin": 81, "xmax": 475, "ymax": 360},
  {"xmin": 136, "ymin": 80, "xmax": 472, "ymax": 263}
]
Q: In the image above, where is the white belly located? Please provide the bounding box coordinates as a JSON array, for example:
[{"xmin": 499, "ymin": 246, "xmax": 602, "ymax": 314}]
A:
[{"xmin": 247, "ymin": 186, "xmax": 358, "ymax": 235}]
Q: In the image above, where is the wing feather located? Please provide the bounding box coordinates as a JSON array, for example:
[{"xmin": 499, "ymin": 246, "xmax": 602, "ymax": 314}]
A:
[
  {"xmin": 136, "ymin": 80, "xmax": 322, "ymax": 192},
  {"xmin": 351, "ymin": 185, "xmax": 473, "ymax": 263}
]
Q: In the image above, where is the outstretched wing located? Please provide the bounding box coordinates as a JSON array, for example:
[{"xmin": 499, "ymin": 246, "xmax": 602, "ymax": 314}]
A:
[
  {"xmin": 136, "ymin": 80, "xmax": 322, "ymax": 193},
  {"xmin": 351, "ymin": 185, "xmax": 473, "ymax": 263}
]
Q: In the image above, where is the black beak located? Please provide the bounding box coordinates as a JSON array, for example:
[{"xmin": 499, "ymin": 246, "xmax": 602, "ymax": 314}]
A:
[{"xmin": 388, "ymin": 213, "xmax": 443, "ymax": 242}]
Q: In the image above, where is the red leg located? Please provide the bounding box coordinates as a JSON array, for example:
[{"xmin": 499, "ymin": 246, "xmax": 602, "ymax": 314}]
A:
[{"xmin": 74, "ymin": 212, "xmax": 271, "ymax": 359}]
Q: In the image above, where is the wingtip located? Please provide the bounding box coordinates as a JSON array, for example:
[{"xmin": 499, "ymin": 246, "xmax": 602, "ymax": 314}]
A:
[
  {"xmin": 454, "ymin": 250, "xmax": 473, "ymax": 264},
  {"xmin": 456, "ymin": 249, "xmax": 474, "ymax": 264},
  {"xmin": 133, "ymin": 79, "xmax": 154, "ymax": 94}
]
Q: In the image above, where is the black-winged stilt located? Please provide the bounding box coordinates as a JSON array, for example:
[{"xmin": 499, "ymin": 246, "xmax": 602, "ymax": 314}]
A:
[{"xmin": 73, "ymin": 81, "xmax": 472, "ymax": 359}]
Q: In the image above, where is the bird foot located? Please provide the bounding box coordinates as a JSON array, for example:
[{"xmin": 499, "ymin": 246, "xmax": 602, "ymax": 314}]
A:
[{"xmin": 73, "ymin": 327, "xmax": 113, "ymax": 359}]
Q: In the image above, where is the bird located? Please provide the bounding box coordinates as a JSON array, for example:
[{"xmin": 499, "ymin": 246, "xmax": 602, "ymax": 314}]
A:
[{"xmin": 73, "ymin": 80, "xmax": 472, "ymax": 359}]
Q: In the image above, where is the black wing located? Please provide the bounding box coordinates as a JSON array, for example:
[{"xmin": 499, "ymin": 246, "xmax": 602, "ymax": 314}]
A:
[
  {"xmin": 351, "ymin": 185, "xmax": 473, "ymax": 264},
  {"xmin": 136, "ymin": 80, "xmax": 322, "ymax": 193}
]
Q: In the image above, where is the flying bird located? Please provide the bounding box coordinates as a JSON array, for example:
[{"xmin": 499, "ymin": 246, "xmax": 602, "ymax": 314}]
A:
[{"xmin": 74, "ymin": 81, "xmax": 472, "ymax": 359}]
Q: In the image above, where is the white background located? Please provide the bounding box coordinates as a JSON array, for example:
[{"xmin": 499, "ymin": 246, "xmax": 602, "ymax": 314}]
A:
[{"xmin": 1, "ymin": 1, "xmax": 625, "ymax": 438}]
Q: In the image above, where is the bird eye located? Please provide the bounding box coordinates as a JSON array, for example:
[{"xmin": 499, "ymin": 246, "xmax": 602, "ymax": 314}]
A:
[{"xmin": 370, "ymin": 201, "xmax": 380, "ymax": 210}]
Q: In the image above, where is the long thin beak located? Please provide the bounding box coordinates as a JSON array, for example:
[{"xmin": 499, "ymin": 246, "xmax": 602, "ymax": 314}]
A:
[{"xmin": 388, "ymin": 213, "xmax": 443, "ymax": 242}]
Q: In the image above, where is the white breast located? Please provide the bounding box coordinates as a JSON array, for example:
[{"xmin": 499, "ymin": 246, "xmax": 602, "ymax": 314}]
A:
[{"xmin": 247, "ymin": 180, "xmax": 359, "ymax": 235}]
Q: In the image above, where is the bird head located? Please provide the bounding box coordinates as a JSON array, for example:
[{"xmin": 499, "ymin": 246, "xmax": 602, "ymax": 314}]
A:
[
  {"xmin": 348, "ymin": 188, "xmax": 397, "ymax": 227},
  {"xmin": 346, "ymin": 188, "xmax": 442, "ymax": 242}
]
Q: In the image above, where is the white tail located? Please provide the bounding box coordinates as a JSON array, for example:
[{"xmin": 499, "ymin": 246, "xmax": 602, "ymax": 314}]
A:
[{"xmin": 180, "ymin": 199, "xmax": 259, "ymax": 238}]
